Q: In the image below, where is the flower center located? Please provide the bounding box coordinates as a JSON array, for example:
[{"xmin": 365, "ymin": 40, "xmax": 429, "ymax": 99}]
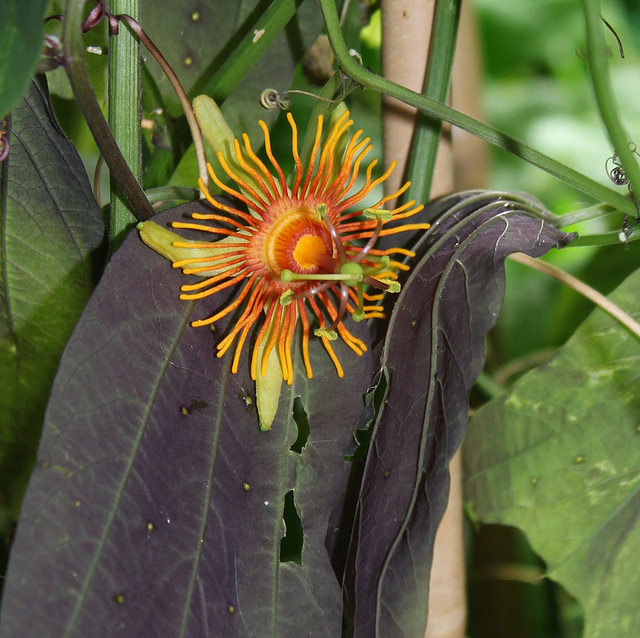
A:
[
  {"xmin": 265, "ymin": 208, "xmax": 335, "ymax": 276},
  {"xmin": 293, "ymin": 235, "xmax": 328, "ymax": 270}
]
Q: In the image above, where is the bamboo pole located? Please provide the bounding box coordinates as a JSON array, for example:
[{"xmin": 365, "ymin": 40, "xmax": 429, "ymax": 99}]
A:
[
  {"xmin": 381, "ymin": 1, "xmax": 469, "ymax": 637},
  {"xmin": 381, "ymin": 0, "xmax": 453, "ymax": 200}
]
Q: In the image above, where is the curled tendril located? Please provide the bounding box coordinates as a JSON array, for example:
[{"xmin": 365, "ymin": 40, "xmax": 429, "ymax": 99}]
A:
[
  {"xmin": 82, "ymin": 0, "xmax": 106, "ymax": 32},
  {"xmin": 259, "ymin": 47, "xmax": 365, "ymax": 112},
  {"xmin": 259, "ymin": 89, "xmax": 292, "ymax": 111},
  {"xmin": 606, "ymin": 143, "xmax": 640, "ymax": 192},
  {"xmin": 259, "ymin": 77, "xmax": 352, "ymax": 112}
]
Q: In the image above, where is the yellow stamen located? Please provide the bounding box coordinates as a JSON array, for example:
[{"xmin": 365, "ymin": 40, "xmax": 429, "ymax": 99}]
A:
[{"xmin": 259, "ymin": 120, "xmax": 288, "ymax": 196}]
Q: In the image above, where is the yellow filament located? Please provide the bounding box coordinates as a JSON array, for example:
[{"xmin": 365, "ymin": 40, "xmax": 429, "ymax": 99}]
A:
[
  {"xmin": 201, "ymin": 169, "xmax": 256, "ymax": 216},
  {"xmin": 179, "ymin": 265, "xmax": 245, "ymax": 292},
  {"xmin": 232, "ymin": 138, "xmax": 275, "ymax": 203},
  {"xmin": 321, "ymin": 337, "xmax": 344, "ymax": 378},
  {"xmin": 323, "ymin": 130, "xmax": 365, "ymax": 197},
  {"xmin": 215, "ymin": 152, "xmax": 268, "ymax": 210},
  {"xmin": 192, "ymin": 275, "xmax": 257, "ymax": 327},
  {"xmin": 259, "ymin": 120, "xmax": 288, "ymax": 196},
  {"xmin": 338, "ymin": 158, "xmax": 379, "ymax": 211},
  {"xmin": 172, "ymin": 252, "xmax": 241, "ymax": 269},
  {"xmin": 309, "ymin": 112, "xmax": 352, "ymax": 196},
  {"xmin": 379, "ymin": 223, "xmax": 431, "ymax": 237},
  {"xmin": 389, "ymin": 260, "xmax": 411, "ymax": 272},
  {"xmin": 251, "ymin": 297, "xmax": 277, "ymax": 380},
  {"xmin": 242, "ymin": 133, "xmax": 279, "ymax": 200},
  {"xmin": 287, "ymin": 112, "xmax": 304, "ymax": 196},
  {"xmin": 326, "ymin": 137, "xmax": 370, "ymax": 200},
  {"xmin": 217, "ymin": 285, "xmax": 265, "ymax": 353},
  {"xmin": 300, "ymin": 115, "xmax": 324, "ymax": 197},
  {"xmin": 372, "ymin": 179, "xmax": 412, "ymax": 210},
  {"xmin": 297, "ymin": 299, "xmax": 313, "ymax": 379}
]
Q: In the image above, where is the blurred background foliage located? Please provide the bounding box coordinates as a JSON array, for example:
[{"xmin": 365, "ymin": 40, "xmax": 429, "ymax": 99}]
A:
[
  {"xmin": 27, "ymin": 0, "xmax": 640, "ymax": 635},
  {"xmin": 469, "ymin": 1, "xmax": 639, "ymax": 636}
]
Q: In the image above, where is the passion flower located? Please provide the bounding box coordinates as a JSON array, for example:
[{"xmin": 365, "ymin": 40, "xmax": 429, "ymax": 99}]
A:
[{"xmin": 141, "ymin": 109, "xmax": 429, "ymax": 384}]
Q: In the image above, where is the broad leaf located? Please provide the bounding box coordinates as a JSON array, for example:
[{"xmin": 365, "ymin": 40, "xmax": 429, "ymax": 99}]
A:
[
  {"xmin": 0, "ymin": 0, "xmax": 48, "ymax": 118},
  {"xmin": 0, "ymin": 76, "xmax": 104, "ymax": 522},
  {"xmin": 346, "ymin": 192, "xmax": 575, "ymax": 637},
  {"xmin": 0, "ymin": 203, "xmax": 374, "ymax": 637},
  {"xmin": 465, "ymin": 267, "xmax": 640, "ymax": 638}
]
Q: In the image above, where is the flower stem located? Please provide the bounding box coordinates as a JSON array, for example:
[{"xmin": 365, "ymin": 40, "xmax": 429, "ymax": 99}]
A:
[{"xmin": 318, "ymin": 0, "xmax": 635, "ymax": 217}]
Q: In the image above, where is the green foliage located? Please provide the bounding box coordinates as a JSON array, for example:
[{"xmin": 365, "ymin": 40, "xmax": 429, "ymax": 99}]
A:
[
  {"xmin": 465, "ymin": 269, "xmax": 640, "ymax": 638},
  {"xmin": 0, "ymin": 78, "xmax": 104, "ymax": 523},
  {"xmin": 142, "ymin": 0, "xmax": 324, "ymax": 187},
  {"xmin": 0, "ymin": 0, "xmax": 48, "ymax": 118}
]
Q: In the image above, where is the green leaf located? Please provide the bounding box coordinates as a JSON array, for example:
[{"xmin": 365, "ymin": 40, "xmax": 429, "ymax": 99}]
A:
[
  {"xmin": 0, "ymin": 0, "xmax": 48, "ymax": 118},
  {"xmin": 0, "ymin": 76, "xmax": 104, "ymax": 521},
  {"xmin": 465, "ymin": 268, "xmax": 640, "ymax": 638}
]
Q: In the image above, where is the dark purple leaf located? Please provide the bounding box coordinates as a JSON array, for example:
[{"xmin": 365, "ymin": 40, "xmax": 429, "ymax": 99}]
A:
[
  {"xmin": 0, "ymin": 204, "xmax": 374, "ymax": 637},
  {"xmin": 346, "ymin": 192, "xmax": 575, "ymax": 637}
]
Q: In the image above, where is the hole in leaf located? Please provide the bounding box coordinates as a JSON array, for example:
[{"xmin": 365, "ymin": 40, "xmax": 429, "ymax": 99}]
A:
[
  {"xmin": 290, "ymin": 397, "xmax": 309, "ymax": 454},
  {"xmin": 346, "ymin": 372, "xmax": 388, "ymax": 462},
  {"xmin": 279, "ymin": 490, "xmax": 303, "ymax": 565}
]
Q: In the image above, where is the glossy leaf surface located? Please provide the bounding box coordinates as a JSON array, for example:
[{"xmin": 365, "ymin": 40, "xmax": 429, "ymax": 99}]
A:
[
  {"xmin": 0, "ymin": 77, "xmax": 104, "ymax": 521},
  {"xmin": 0, "ymin": 203, "xmax": 373, "ymax": 637},
  {"xmin": 465, "ymin": 268, "xmax": 640, "ymax": 638},
  {"xmin": 0, "ymin": 0, "xmax": 48, "ymax": 118},
  {"xmin": 346, "ymin": 192, "xmax": 575, "ymax": 637}
]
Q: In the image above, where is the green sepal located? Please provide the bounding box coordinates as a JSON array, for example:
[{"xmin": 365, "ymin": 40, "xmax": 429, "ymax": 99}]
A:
[{"xmin": 255, "ymin": 328, "xmax": 284, "ymax": 433}]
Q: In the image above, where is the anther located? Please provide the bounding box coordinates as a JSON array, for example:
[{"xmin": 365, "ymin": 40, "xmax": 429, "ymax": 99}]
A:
[
  {"xmin": 280, "ymin": 290, "xmax": 294, "ymax": 306},
  {"xmin": 314, "ymin": 328, "xmax": 338, "ymax": 340},
  {"xmin": 363, "ymin": 208, "xmax": 393, "ymax": 221}
]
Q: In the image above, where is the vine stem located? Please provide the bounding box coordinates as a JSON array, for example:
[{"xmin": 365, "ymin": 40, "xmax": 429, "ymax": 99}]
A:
[
  {"xmin": 63, "ymin": 0, "xmax": 154, "ymax": 222},
  {"xmin": 581, "ymin": 0, "xmax": 640, "ymax": 203},
  {"xmin": 108, "ymin": 0, "xmax": 142, "ymax": 248},
  {"xmin": 509, "ymin": 252, "xmax": 640, "ymax": 340},
  {"xmin": 318, "ymin": 0, "xmax": 636, "ymax": 218}
]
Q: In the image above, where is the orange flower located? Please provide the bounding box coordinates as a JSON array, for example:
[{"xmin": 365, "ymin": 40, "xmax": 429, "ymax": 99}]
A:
[{"xmin": 170, "ymin": 110, "xmax": 428, "ymax": 383}]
